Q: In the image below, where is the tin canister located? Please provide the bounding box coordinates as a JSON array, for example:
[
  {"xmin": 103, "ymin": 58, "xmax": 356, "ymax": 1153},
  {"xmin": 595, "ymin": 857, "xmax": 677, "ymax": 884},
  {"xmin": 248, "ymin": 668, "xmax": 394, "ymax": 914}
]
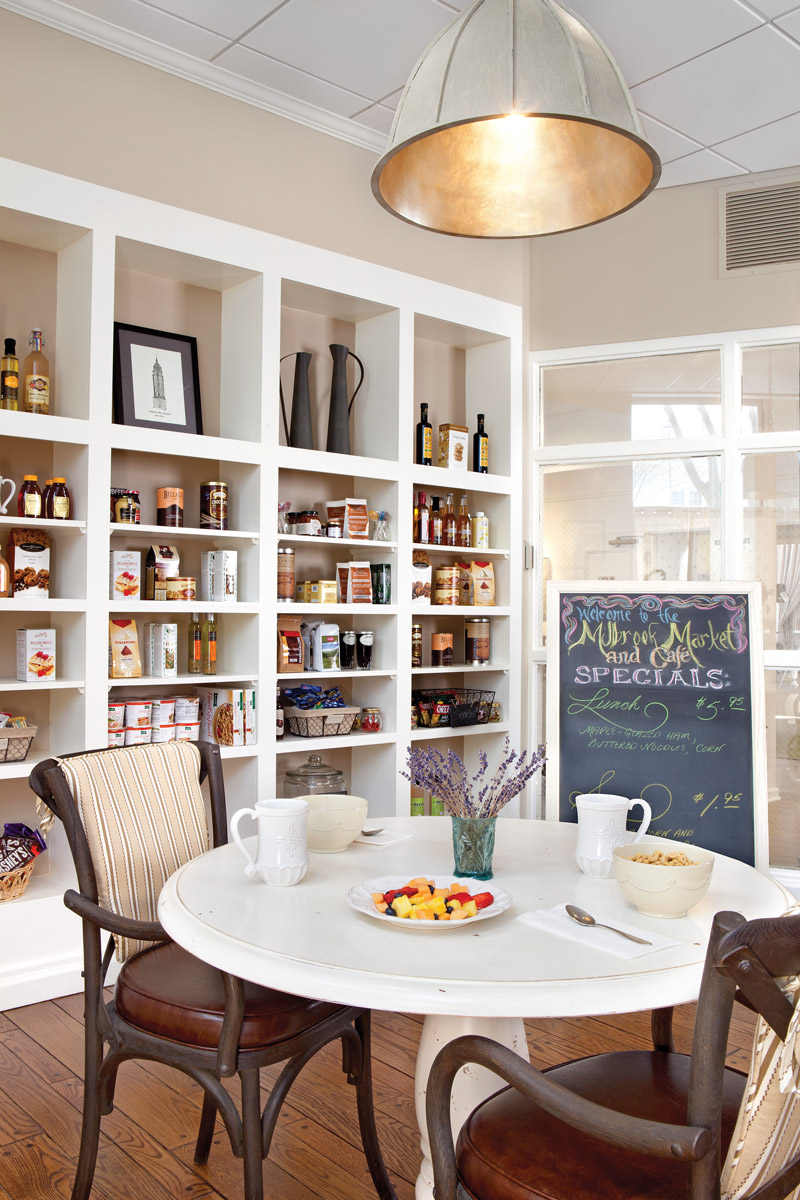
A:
[
  {"xmin": 370, "ymin": 563, "xmax": 391, "ymax": 605},
  {"xmin": 434, "ymin": 565, "xmax": 459, "ymax": 606},
  {"xmin": 165, "ymin": 576, "xmax": 197, "ymax": 601},
  {"xmin": 200, "ymin": 481, "xmax": 229, "ymax": 529},
  {"xmin": 465, "ymin": 616, "xmax": 490, "ymax": 665},
  {"xmin": 277, "ymin": 546, "xmax": 296, "ymax": 602},
  {"xmin": 157, "ymin": 486, "xmax": 184, "ymax": 527}
]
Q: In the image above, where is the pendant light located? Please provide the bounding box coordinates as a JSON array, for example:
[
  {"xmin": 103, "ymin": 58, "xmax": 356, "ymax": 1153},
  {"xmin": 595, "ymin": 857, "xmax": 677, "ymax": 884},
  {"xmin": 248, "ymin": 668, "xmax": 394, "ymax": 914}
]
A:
[{"xmin": 371, "ymin": 0, "xmax": 661, "ymax": 239}]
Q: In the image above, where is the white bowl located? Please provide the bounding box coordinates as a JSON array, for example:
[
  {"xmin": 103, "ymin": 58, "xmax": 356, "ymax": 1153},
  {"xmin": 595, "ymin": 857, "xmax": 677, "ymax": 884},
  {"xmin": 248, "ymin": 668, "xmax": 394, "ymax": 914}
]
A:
[
  {"xmin": 303, "ymin": 794, "xmax": 369, "ymax": 854},
  {"xmin": 612, "ymin": 839, "xmax": 715, "ymax": 918}
]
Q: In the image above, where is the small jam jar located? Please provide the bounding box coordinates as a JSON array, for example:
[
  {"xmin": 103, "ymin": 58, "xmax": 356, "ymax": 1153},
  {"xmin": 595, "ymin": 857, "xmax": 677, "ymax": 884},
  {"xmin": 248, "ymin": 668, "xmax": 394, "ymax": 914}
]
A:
[{"xmin": 361, "ymin": 707, "xmax": 383, "ymax": 733}]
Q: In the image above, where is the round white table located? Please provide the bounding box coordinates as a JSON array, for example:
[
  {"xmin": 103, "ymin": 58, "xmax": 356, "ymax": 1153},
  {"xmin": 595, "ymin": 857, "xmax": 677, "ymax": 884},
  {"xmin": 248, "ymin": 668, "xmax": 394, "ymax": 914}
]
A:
[{"xmin": 158, "ymin": 817, "xmax": 793, "ymax": 1200}]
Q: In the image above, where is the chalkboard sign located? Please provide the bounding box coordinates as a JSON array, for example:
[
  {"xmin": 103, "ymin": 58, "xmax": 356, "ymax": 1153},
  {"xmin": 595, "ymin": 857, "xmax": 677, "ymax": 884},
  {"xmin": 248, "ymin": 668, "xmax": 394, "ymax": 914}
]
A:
[{"xmin": 546, "ymin": 582, "xmax": 767, "ymax": 870}]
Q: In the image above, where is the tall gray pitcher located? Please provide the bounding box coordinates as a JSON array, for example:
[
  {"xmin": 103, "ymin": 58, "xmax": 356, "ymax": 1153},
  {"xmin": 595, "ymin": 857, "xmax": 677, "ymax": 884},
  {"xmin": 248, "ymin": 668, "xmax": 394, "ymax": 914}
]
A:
[
  {"xmin": 279, "ymin": 351, "xmax": 314, "ymax": 450},
  {"xmin": 325, "ymin": 343, "xmax": 364, "ymax": 455}
]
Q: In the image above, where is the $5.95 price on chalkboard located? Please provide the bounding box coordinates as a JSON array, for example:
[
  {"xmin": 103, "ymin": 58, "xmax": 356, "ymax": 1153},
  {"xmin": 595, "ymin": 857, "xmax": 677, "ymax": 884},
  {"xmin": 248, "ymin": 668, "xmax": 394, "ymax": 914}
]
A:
[{"xmin": 545, "ymin": 582, "xmax": 767, "ymax": 869}]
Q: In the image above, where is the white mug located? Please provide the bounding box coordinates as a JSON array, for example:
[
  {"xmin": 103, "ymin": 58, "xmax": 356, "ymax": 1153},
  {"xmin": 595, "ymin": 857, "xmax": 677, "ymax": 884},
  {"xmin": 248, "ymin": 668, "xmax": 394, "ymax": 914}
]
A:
[
  {"xmin": 230, "ymin": 797, "xmax": 309, "ymax": 886},
  {"xmin": 575, "ymin": 793, "xmax": 652, "ymax": 879},
  {"xmin": 0, "ymin": 476, "xmax": 15, "ymax": 515}
]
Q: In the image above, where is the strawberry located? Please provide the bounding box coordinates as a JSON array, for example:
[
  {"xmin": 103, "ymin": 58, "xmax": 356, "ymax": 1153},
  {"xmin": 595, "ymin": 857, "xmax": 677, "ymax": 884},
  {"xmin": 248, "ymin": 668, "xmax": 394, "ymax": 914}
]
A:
[
  {"xmin": 448, "ymin": 892, "xmax": 472, "ymax": 906},
  {"xmin": 472, "ymin": 892, "xmax": 494, "ymax": 909}
]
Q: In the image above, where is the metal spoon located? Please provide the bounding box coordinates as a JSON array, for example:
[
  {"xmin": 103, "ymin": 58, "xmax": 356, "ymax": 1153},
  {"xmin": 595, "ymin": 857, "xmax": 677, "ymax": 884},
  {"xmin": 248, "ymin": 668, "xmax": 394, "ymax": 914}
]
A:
[
  {"xmin": 360, "ymin": 827, "xmax": 385, "ymax": 836},
  {"xmin": 565, "ymin": 903, "xmax": 652, "ymax": 945}
]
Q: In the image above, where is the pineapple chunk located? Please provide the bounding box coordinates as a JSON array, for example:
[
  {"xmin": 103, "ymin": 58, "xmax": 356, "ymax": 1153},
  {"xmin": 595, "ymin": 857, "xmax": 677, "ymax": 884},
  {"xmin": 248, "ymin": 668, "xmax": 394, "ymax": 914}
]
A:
[
  {"xmin": 461, "ymin": 899, "xmax": 478, "ymax": 918},
  {"xmin": 429, "ymin": 896, "xmax": 447, "ymax": 916},
  {"xmin": 393, "ymin": 894, "xmax": 413, "ymax": 918},
  {"xmin": 447, "ymin": 898, "xmax": 461, "ymax": 909}
]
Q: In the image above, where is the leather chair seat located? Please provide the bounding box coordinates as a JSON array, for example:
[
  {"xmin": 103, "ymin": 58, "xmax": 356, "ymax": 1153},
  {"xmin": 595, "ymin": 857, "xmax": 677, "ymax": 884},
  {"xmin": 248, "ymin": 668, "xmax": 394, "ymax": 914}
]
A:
[
  {"xmin": 456, "ymin": 1050, "xmax": 747, "ymax": 1200},
  {"xmin": 116, "ymin": 942, "xmax": 344, "ymax": 1051}
]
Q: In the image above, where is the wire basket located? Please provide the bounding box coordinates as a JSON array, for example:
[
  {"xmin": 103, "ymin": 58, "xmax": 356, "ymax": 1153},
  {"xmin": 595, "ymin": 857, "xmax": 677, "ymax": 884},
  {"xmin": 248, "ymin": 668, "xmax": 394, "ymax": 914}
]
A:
[
  {"xmin": 284, "ymin": 705, "xmax": 360, "ymax": 738},
  {"xmin": 0, "ymin": 725, "xmax": 37, "ymax": 764},
  {"xmin": 0, "ymin": 860, "xmax": 35, "ymax": 902},
  {"xmin": 413, "ymin": 690, "xmax": 495, "ymax": 729}
]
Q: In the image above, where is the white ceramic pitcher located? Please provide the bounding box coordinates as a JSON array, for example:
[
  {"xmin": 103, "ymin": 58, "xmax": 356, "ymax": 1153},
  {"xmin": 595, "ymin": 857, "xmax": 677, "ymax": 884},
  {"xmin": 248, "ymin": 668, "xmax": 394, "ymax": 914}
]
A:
[
  {"xmin": 575, "ymin": 793, "xmax": 652, "ymax": 879},
  {"xmin": 230, "ymin": 796, "xmax": 309, "ymax": 886}
]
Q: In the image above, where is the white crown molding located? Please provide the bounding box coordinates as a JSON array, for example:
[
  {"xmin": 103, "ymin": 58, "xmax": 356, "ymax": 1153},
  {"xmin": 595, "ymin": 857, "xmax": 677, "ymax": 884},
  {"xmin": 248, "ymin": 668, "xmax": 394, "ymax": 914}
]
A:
[{"xmin": 0, "ymin": 0, "xmax": 387, "ymax": 154}]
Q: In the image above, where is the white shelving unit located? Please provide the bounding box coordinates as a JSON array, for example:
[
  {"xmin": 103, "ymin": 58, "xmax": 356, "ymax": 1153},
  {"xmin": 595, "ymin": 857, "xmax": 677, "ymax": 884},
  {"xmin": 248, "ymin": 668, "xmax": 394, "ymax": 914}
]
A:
[{"xmin": 0, "ymin": 156, "xmax": 522, "ymax": 1008}]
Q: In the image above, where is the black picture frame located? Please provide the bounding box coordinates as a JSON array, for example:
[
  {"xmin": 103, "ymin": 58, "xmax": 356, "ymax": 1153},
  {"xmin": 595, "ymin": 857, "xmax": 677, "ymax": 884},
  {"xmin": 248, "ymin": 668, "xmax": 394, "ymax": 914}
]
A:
[{"xmin": 113, "ymin": 322, "xmax": 202, "ymax": 435}]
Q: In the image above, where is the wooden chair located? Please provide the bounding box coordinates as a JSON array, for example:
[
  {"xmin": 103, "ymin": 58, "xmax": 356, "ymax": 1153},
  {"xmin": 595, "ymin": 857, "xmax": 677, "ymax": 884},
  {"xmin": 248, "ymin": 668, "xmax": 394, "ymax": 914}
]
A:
[
  {"xmin": 426, "ymin": 908, "xmax": 800, "ymax": 1200},
  {"xmin": 29, "ymin": 741, "xmax": 396, "ymax": 1200}
]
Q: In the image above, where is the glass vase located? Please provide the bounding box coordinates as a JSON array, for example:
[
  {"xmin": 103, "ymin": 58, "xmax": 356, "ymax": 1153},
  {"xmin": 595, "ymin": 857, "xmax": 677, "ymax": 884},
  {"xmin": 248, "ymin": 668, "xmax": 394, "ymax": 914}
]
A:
[{"xmin": 451, "ymin": 816, "xmax": 496, "ymax": 881}]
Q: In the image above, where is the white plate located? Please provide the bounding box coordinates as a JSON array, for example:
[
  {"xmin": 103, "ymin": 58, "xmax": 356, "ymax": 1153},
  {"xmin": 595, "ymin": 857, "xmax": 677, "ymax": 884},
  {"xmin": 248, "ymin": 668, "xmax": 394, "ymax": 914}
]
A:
[{"xmin": 347, "ymin": 875, "xmax": 512, "ymax": 930}]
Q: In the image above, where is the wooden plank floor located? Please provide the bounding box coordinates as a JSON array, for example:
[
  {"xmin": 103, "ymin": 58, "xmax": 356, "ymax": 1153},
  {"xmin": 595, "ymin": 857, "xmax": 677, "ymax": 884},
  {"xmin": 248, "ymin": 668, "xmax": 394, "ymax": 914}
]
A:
[{"xmin": 0, "ymin": 993, "xmax": 757, "ymax": 1200}]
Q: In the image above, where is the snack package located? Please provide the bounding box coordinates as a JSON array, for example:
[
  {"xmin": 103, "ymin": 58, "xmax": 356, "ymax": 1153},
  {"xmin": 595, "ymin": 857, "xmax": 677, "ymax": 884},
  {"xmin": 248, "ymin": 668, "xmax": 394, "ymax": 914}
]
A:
[
  {"xmin": 301, "ymin": 621, "xmax": 321, "ymax": 670},
  {"xmin": 109, "ymin": 619, "xmax": 142, "ymax": 679},
  {"xmin": 145, "ymin": 545, "xmax": 180, "ymax": 601},
  {"xmin": 7, "ymin": 529, "xmax": 50, "ymax": 599},
  {"xmin": 312, "ymin": 623, "xmax": 341, "ymax": 671},
  {"xmin": 277, "ymin": 616, "xmax": 304, "ymax": 672},
  {"xmin": 326, "ymin": 498, "xmax": 369, "ymax": 539},
  {"xmin": 243, "ymin": 688, "xmax": 257, "ymax": 745},
  {"xmin": 457, "ymin": 561, "xmax": 473, "ymax": 606},
  {"xmin": 437, "ymin": 424, "xmax": 469, "ymax": 469},
  {"xmin": 200, "ymin": 550, "xmax": 238, "ymax": 602},
  {"xmin": 195, "ymin": 687, "xmax": 245, "ymax": 747},
  {"xmin": 411, "ymin": 549, "xmax": 432, "ymax": 605},
  {"xmin": 142, "ymin": 623, "xmax": 177, "ymax": 677},
  {"xmin": 469, "ymin": 560, "xmax": 496, "ymax": 606},
  {"xmin": 337, "ymin": 561, "xmax": 372, "ymax": 603},
  {"xmin": 16, "ymin": 628, "xmax": 56, "ymax": 682},
  {"xmin": 109, "ymin": 550, "xmax": 141, "ymax": 600}
]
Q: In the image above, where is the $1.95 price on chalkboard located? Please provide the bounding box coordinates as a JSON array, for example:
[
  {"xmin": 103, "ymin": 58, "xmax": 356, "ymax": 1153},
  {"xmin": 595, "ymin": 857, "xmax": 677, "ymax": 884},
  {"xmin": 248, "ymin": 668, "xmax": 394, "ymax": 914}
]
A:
[{"xmin": 545, "ymin": 582, "xmax": 767, "ymax": 869}]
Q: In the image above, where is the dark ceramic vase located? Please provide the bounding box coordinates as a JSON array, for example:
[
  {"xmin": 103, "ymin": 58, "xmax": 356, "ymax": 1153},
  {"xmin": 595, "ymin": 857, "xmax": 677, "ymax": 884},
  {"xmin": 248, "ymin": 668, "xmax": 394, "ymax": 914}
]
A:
[
  {"xmin": 279, "ymin": 351, "xmax": 314, "ymax": 450},
  {"xmin": 325, "ymin": 343, "xmax": 364, "ymax": 455}
]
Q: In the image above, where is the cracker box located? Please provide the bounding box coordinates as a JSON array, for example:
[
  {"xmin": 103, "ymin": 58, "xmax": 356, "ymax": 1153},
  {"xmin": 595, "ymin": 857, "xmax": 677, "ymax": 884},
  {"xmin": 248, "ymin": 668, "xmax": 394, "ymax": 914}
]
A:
[
  {"xmin": 16, "ymin": 628, "xmax": 56, "ymax": 682},
  {"xmin": 142, "ymin": 622, "xmax": 178, "ymax": 677},
  {"xmin": 243, "ymin": 687, "xmax": 257, "ymax": 745},
  {"xmin": 145, "ymin": 546, "xmax": 180, "ymax": 601},
  {"xmin": 317, "ymin": 580, "xmax": 338, "ymax": 604},
  {"xmin": 194, "ymin": 687, "xmax": 245, "ymax": 747},
  {"xmin": 200, "ymin": 550, "xmax": 238, "ymax": 603},
  {"xmin": 109, "ymin": 550, "xmax": 141, "ymax": 600},
  {"xmin": 277, "ymin": 616, "xmax": 304, "ymax": 672},
  {"xmin": 6, "ymin": 529, "xmax": 50, "ymax": 600},
  {"xmin": 437, "ymin": 423, "xmax": 469, "ymax": 469},
  {"xmin": 411, "ymin": 550, "xmax": 432, "ymax": 605}
]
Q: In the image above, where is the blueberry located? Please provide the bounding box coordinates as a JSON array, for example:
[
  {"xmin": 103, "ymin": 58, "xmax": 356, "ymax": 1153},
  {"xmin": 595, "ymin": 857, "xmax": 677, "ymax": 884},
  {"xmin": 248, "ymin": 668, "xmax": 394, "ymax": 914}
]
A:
[{"xmin": 384, "ymin": 905, "xmax": 396, "ymax": 917}]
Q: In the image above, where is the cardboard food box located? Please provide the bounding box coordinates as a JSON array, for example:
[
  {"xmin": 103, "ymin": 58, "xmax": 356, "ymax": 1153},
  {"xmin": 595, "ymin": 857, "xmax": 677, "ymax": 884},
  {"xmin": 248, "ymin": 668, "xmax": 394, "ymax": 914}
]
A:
[
  {"xmin": 277, "ymin": 615, "xmax": 304, "ymax": 672},
  {"xmin": 437, "ymin": 423, "xmax": 469, "ymax": 469},
  {"xmin": 411, "ymin": 549, "xmax": 432, "ymax": 605},
  {"xmin": 200, "ymin": 550, "xmax": 238, "ymax": 602},
  {"xmin": 194, "ymin": 687, "xmax": 245, "ymax": 747},
  {"xmin": 6, "ymin": 529, "xmax": 50, "ymax": 600},
  {"xmin": 109, "ymin": 550, "xmax": 141, "ymax": 600},
  {"xmin": 142, "ymin": 622, "xmax": 178, "ymax": 677},
  {"xmin": 243, "ymin": 688, "xmax": 257, "ymax": 745},
  {"xmin": 145, "ymin": 545, "xmax": 180, "ymax": 601},
  {"xmin": 16, "ymin": 628, "xmax": 56, "ymax": 682}
]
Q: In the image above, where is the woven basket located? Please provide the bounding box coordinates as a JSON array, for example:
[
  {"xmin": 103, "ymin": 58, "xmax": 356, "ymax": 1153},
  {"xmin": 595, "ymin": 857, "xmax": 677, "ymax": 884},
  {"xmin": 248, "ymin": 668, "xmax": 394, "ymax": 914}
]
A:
[
  {"xmin": 285, "ymin": 705, "xmax": 360, "ymax": 738},
  {"xmin": 0, "ymin": 860, "xmax": 35, "ymax": 902},
  {"xmin": 0, "ymin": 725, "xmax": 38, "ymax": 763}
]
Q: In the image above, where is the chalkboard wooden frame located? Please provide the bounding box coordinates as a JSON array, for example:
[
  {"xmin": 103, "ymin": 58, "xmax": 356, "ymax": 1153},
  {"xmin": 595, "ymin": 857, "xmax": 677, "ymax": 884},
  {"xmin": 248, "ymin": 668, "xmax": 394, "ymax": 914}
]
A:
[{"xmin": 545, "ymin": 581, "xmax": 768, "ymax": 871}]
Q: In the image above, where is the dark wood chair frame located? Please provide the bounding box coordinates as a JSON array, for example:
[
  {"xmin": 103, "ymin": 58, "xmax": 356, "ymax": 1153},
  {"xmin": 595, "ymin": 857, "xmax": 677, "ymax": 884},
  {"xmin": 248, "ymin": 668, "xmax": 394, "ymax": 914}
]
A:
[
  {"xmin": 426, "ymin": 909, "xmax": 800, "ymax": 1200},
  {"xmin": 30, "ymin": 742, "xmax": 396, "ymax": 1200}
]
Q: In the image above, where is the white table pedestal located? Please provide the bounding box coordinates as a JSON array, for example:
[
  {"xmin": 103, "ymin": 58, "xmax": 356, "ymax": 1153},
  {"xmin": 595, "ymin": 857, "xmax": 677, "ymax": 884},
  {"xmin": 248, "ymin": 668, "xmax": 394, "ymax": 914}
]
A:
[{"xmin": 414, "ymin": 1015, "xmax": 529, "ymax": 1200}]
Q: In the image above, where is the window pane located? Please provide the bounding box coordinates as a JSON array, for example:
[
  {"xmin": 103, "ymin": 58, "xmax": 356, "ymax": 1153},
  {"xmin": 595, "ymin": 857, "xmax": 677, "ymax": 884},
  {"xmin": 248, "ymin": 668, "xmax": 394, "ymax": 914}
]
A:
[
  {"xmin": 742, "ymin": 343, "xmax": 800, "ymax": 434},
  {"xmin": 766, "ymin": 669, "xmax": 800, "ymax": 870},
  {"xmin": 541, "ymin": 351, "xmax": 721, "ymax": 447},
  {"xmin": 541, "ymin": 457, "xmax": 721, "ymax": 638},
  {"xmin": 743, "ymin": 452, "xmax": 800, "ymax": 651}
]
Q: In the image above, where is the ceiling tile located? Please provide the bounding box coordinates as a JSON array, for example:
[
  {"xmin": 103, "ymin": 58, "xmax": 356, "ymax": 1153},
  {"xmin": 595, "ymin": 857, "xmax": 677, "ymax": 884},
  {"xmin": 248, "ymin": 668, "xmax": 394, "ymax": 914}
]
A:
[
  {"xmin": 351, "ymin": 105, "xmax": 395, "ymax": 135},
  {"xmin": 567, "ymin": 0, "xmax": 762, "ymax": 85},
  {"xmin": 60, "ymin": 0, "xmax": 227, "ymax": 59},
  {"xmin": 658, "ymin": 149, "xmax": 749, "ymax": 188},
  {"xmin": 241, "ymin": 0, "xmax": 457, "ymax": 101},
  {"xmin": 747, "ymin": 0, "xmax": 800, "ymax": 16},
  {"xmin": 775, "ymin": 8, "xmax": 800, "ymax": 37},
  {"xmin": 215, "ymin": 43, "xmax": 370, "ymax": 116},
  {"xmin": 640, "ymin": 115, "xmax": 703, "ymax": 164},
  {"xmin": 632, "ymin": 25, "xmax": 800, "ymax": 145},
  {"xmin": 713, "ymin": 112, "xmax": 800, "ymax": 170},
  {"xmin": 135, "ymin": 0, "xmax": 284, "ymax": 40}
]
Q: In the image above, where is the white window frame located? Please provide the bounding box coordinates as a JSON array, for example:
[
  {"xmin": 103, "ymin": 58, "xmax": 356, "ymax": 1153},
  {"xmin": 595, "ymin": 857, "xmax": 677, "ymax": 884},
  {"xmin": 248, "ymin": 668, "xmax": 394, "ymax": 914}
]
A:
[{"xmin": 528, "ymin": 325, "xmax": 800, "ymax": 891}]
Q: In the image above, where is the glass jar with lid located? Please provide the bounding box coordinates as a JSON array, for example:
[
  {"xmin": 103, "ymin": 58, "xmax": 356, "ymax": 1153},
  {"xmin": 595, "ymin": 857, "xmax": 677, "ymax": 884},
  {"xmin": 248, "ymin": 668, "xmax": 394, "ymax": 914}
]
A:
[
  {"xmin": 283, "ymin": 753, "xmax": 346, "ymax": 798},
  {"xmin": 361, "ymin": 707, "xmax": 383, "ymax": 733}
]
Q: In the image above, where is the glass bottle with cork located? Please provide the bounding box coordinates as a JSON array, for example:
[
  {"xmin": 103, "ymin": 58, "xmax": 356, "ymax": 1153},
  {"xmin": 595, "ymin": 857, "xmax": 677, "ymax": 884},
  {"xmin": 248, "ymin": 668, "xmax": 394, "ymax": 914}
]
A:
[
  {"xmin": 22, "ymin": 329, "xmax": 50, "ymax": 415},
  {"xmin": 443, "ymin": 493, "xmax": 456, "ymax": 546},
  {"xmin": 187, "ymin": 613, "xmax": 202, "ymax": 674},
  {"xmin": 416, "ymin": 491, "xmax": 430, "ymax": 544},
  {"xmin": 201, "ymin": 613, "xmax": 217, "ymax": 674},
  {"xmin": 416, "ymin": 402, "xmax": 433, "ymax": 466},
  {"xmin": 430, "ymin": 496, "xmax": 443, "ymax": 545},
  {"xmin": 472, "ymin": 413, "xmax": 489, "ymax": 473},
  {"xmin": 1, "ymin": 338, "xmax": 19, "ymax": 410},
  {"xmin": 457, "ymin": 494, "xmax": 472, "ymax": 547}
]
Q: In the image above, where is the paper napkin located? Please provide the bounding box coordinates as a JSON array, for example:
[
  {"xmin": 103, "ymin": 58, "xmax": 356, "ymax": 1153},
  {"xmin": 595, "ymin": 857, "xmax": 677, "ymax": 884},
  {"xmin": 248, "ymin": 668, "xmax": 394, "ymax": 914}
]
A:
[
  {"xmin": 516, "ymin": 904, "xmax": 681, "ymax": 959},
  {"xmin": 353, "ymin": 830, "xmax": 412, "ymax": 847}
]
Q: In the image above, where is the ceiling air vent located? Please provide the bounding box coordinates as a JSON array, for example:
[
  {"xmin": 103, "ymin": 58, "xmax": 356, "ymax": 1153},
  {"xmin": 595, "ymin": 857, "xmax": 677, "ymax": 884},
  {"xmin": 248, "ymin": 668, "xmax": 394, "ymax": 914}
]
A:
[{"xmin": 721, "ymin": 179, "xmax": 800, "ymax": 276}]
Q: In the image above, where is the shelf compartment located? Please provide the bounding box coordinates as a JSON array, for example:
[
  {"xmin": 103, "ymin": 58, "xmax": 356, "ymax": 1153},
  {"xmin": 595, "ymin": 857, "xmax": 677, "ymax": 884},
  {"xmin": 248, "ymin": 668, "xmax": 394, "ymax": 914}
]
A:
[
  {"xmin": 0, "ymin": 600, "xmax": 87, "ymax": 613},
  {"xmin": 410, "ymin": 722, "xmax": 509, "ymax": 741},
  {"xmin": 108, "ymin": 673, "xmax": 257, "ymax": 689},
  {"xmin": 278, "ymin": 534, "xmax": 397, "ymax": 553},
  {"xmin": 278, "ymin": 603, "xmax": 397, "ymax": 616},
  {"xmin": 0, "ymin": 679, "xmax": 85, "ymax": 691},
  {"xmin": 109, "ymin": 601, "xmax": 261, "ymax": 614},
  {"xmin": 412, "ymin": 542, "xmax": 508, "ymax": 558},
  {"xmin": 276, "ymin": 730, "xmax": 396, "ymax": 753},
  {"xmin": 412, "ymin": 606, "xmax": 510, "ymax": 617},
  {"xmin": 277, "ymin": 446, "xmax": 399, "ymax": 481},
  {"xmin": 110, "ymin": 523, "xmax": 258, "ymax": 542},
  {"xmin": 412, "ymin": 466, "xmax": 512, "ymax": 495},
  {"xmin": 277, "ymin": 669, "xmax": 395, "ymax": 681},
  {"xmin": 412, "ymin": 664, "xmax": 509, "ymax": 675},
  {"xmin": 0, "ymin": 516, "xmax": 86, "ymax": 535}
]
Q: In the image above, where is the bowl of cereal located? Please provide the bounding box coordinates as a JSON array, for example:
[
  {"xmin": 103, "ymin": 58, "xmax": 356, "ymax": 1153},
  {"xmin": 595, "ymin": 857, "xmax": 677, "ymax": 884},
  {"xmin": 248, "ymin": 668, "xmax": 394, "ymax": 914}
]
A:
[{"xmin": 612, "ymin": 838, "xmax": 715, "ymax": 918}]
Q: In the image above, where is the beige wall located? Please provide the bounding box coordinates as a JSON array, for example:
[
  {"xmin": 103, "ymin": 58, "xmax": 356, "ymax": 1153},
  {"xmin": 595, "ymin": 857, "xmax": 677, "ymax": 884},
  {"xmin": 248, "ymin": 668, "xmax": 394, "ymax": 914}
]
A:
[
  {"xmin": 530, "ymin": 167, "xmax": 800, "ymax": 349},
  {"xmin": 0, "ymin": 10, "xmax": 525, "ymax": 306}
]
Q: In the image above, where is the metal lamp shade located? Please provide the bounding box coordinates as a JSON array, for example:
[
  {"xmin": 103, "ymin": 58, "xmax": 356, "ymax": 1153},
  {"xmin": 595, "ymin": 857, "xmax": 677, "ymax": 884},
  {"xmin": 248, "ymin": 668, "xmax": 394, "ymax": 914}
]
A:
[{"xmin": 371, "ymin": 0, "xmax": 661, "ymax": 238}]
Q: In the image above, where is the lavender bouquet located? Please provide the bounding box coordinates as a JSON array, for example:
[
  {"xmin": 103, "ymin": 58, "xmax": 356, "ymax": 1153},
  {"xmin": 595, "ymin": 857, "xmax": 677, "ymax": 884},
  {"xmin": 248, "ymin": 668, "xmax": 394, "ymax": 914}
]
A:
[{"xmin": 402, "ymin": 738, "xmax": 546, "ymax": 819}]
